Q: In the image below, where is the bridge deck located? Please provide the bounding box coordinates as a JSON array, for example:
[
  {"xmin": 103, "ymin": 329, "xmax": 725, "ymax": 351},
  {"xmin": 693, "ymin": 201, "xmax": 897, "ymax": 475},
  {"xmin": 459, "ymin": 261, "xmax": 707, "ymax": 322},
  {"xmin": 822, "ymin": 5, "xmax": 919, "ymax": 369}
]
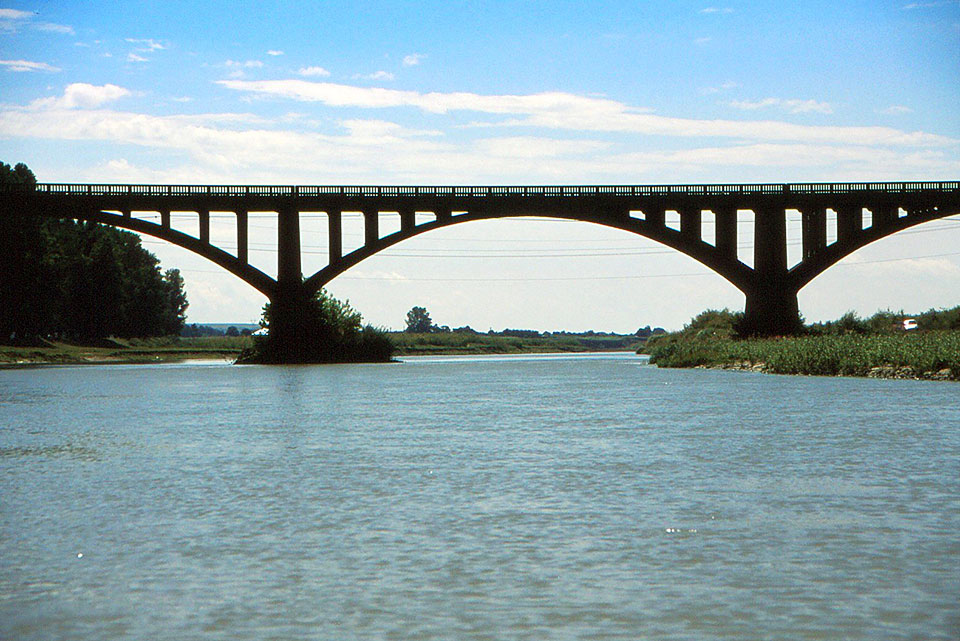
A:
[{"xmin": 4, "ymin": 181, "xmax": 959, "ymax": 198}]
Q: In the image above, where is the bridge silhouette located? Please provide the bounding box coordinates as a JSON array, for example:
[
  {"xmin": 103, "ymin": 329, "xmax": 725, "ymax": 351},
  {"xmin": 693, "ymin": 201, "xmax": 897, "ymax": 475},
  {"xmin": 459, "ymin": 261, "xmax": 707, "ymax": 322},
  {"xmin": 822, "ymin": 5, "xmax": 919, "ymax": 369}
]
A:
[{"xmin": 3, "ymin": 181, "xmax": 958, "ymax": 352}]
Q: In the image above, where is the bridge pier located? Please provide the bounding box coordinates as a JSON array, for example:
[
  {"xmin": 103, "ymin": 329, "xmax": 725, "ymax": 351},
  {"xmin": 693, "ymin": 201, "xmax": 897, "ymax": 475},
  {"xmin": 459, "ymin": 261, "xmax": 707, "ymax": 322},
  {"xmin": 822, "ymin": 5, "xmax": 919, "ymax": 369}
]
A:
[
  {"xmin": 741, "ymin": 284, "xmax": 802, "ymax": 337},
  {"xmin": 267, "ymin": 206, "xmax": 307, "ymax": 361},
  {"xmin": 739, "ymin": 203, "xmax": 802, "ymax": 336}
]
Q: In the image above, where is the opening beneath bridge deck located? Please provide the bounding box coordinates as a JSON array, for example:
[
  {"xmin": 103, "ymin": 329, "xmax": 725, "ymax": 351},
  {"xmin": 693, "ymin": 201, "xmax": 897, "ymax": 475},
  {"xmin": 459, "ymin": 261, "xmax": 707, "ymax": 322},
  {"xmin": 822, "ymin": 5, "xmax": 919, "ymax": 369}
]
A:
[
  {"xmin": 300, "ymin": 211, "xmax": 445, "ymax": 277},
  {"xmin": 209, "ymin": 211, "xmax": 240, "ymax": 259},
  {"xmin": 314, "ymin": 216, "xmax": 745, "ymax": 333},
  {"xmin": 701, "ymin": 210, "xmax": 716, "ymax": 246},
  {"xmin": 826, "ymin": 209, "xmax": 838, "ymax": 246},
  {"xmin": 299, "ymin": 212, "xmax": 328, "ymax": 279},
  {"xmin": 797, "ymin": 215, "xmax": 960, "ymax": 323},
  {"xmin": 665, "ymin": 210, "xmax": 681, "ymax": 233},
  {"xmin": 787, "ymin": 209, "xmax": 802, "ymax": 269},
  {"xmin": 737, "ymin": 209, "xmax": 754, "ymax": 268}
]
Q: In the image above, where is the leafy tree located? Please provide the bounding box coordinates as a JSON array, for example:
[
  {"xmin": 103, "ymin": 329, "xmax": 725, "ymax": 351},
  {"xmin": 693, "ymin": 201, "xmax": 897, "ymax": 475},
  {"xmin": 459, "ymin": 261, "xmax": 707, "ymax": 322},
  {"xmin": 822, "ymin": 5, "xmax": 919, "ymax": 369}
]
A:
[
  {"xmin": 0, "ymin": 162, "xmax": 42, "ymax": 342},
  {"xmin": 683, "ymin": 309, "xmax": 744, "ymax": 340},
  {"xmin": 226, "ymin": 326, "xmax": 240, "ymax": 337},
  {"xmin": 238, "ymin": 288, "xmax": 393, "ymax": 363},
  {"xmin": 405, "ymin": 306, "xmax": 435, "ymax": 333},
  {"xmin": 161, "ymin": 269, "xmax": 189, "ymax": 336},
  {"xmin": 1, "ymin": 161, "xmax": 189, "ymax": 342}
]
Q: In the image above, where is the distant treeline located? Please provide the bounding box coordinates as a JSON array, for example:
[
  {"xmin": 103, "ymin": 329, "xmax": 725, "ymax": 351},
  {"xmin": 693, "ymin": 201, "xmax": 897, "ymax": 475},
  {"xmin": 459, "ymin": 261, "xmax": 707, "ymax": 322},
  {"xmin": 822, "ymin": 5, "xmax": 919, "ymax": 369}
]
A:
[
  {"xmin": 0, "ymin": 162, "xmax": 188, "ymax": 343},
  {"xmin": 181, "ymin": 324, "xmax": 254, "ymax": 338}
]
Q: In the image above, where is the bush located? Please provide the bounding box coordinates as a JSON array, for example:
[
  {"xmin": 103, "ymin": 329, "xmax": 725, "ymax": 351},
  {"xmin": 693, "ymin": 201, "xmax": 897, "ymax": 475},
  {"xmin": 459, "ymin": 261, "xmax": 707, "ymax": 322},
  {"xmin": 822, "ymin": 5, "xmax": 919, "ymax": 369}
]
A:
[{"xmin": 236, "ymin": 289, "xmax": 394, "ymax": 364}]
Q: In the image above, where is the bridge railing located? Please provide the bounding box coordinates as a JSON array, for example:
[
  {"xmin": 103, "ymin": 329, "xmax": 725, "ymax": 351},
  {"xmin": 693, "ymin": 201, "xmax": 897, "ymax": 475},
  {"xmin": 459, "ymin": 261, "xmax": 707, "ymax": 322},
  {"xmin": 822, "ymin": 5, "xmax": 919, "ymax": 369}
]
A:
[{"xmin": 4, "ymin": 181, "xmax": 958, "ymax": 197}]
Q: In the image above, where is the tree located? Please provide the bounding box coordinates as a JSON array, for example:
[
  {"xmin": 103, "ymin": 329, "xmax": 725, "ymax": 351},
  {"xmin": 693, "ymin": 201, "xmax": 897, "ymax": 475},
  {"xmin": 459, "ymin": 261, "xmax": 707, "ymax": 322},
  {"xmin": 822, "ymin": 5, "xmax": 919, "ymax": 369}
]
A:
[
  {"xmin": 405, "ymin": 306, "xmax": 435, "ymax": 333},
  {"xmin": 226, "ymin": 326, "xmax": 240, "ymax": 337},
  {"xmin": 0, "ymin": 162, "xmax": 41, "ymax": 342},
  {"xmin": 237, "ymin": 288, "xmax": 394, "ymax": 364},
  {"xmin": 161, "ymin": 268, "xmax": 188, "ymax": 335},
  {"xmin": 1, "ymin": 161, "xmax": 189, "ymax": 342}
]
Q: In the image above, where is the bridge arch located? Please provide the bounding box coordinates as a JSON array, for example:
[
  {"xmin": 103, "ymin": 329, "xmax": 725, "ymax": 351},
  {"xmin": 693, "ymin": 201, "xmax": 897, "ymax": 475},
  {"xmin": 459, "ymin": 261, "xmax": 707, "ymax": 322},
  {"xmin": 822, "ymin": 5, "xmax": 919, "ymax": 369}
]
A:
[
  {"xmin": 41, "ymin": 206, "xmax": 277, "ymax": 298},
  {"xmin": 789, "ymin": 203, "xmax": 960, "ymax": 291},
  {"xmin": 796, "ymin": 212, "xmax": 960, "ymax": 311},
  {"xmin": 303, "ymin": 210, "xmax": 755, "ymax": 295}
]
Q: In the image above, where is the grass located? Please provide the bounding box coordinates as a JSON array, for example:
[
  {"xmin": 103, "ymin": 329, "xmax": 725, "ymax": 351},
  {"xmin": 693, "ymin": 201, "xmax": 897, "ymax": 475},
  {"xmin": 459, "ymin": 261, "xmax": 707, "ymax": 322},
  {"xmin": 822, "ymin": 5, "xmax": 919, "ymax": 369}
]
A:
[
  {"xmin": 0, "ymin": 335, "xmax": 251, "ymax": 365},
  {"xmin": 647, "ymin": 331, "xmax": 960, "ymax": 380},
  {"xmin": 388, "ymin": 332, "xmax": 639, "ymax": 355}
]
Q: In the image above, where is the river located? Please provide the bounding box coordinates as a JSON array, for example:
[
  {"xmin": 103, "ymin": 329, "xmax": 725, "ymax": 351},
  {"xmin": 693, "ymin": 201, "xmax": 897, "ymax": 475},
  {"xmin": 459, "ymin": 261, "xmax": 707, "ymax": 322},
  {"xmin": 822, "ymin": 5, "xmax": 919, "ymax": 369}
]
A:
[{"xmin": 1, "ymin": 353, "xmax": 957, "ymax": 640}]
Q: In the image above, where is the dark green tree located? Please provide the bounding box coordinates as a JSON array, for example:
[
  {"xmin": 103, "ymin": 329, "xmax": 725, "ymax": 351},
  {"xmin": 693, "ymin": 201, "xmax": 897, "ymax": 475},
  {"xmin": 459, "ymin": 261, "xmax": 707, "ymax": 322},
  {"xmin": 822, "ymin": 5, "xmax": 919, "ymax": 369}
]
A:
[
  {"xmin": 161, "ymin": 269, "xmax": 189, "ymax": 336},
  {"xmin": 238, "ymin": 288, "xmax": 393, "ymax": 364},
  {"xmin": 404, "ymin": 306, "xmax": 435, "ymax": 333},
  {"xmin": 1, "ymin": 161, "xmax": 189, "ymax": 342},
  {"xmin": 0, "ymin": 162, "xmax": 41, "ymax": 343}
]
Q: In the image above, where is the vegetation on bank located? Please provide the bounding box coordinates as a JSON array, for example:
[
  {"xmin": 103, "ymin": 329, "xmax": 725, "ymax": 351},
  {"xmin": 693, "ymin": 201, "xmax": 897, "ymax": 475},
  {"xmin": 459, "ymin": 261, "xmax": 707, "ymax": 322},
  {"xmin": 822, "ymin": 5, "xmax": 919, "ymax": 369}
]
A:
[
  {"xmin": 645, "ymin": 308, "xmax": 960, "ymax": 381},
  {"xmin": 390, "ymin": 330, "xmax": 642, "ymax": 354},
  {"xmin": 0, "ymin": 336, "xmax": 251, "ymax": 365},
  {"xmin": 1, "ymin": 162, "xmax": 188, "ymax": 344},
  {"xmin": 395, "ymin": 304, "xmax": 648, "ymax": 354}
]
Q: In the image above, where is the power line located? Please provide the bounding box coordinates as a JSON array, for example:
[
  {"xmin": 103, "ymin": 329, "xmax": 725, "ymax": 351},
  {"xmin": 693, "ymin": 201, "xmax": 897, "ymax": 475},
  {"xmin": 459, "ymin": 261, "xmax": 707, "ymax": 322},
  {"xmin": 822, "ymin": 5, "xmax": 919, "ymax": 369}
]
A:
[
  {"xmin": 138, "ymin": 218, "xmax": 960, "ymax": 258},
  {"xmin": 166, "ymin": 250, "xmax": 960, "ymax": 282}
]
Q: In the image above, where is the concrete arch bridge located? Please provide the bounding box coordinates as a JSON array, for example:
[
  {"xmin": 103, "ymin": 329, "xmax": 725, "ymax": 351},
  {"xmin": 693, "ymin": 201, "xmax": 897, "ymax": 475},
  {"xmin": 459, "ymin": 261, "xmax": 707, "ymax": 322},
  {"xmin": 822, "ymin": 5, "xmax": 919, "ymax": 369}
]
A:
[{"xmin": 3, "ymin": 181, "xmax": 958, "ymax": 348}]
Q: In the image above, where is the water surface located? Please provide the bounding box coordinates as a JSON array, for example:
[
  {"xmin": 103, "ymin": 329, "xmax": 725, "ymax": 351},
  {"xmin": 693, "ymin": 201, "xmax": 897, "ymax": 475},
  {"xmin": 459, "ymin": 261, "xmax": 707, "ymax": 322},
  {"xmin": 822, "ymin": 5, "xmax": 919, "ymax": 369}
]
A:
[{"xmin": 1, "ymin": 354, "xmax": 957, "ymax": 639}]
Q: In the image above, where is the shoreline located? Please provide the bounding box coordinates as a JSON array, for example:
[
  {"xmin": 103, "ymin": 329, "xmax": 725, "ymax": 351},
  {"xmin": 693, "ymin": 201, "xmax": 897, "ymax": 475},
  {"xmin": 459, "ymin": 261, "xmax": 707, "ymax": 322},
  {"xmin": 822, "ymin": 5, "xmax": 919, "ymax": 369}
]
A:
[
  {"xmin": 0, "ymin": 342, "xmax": 638, "ymax": 366},
  {"xmin": 644, "ymin": 332, "xmax": 960, "ymax": 382},
  {"xmin": 686, "ymin": 360, "xmax": 957, "ymax": 382}
]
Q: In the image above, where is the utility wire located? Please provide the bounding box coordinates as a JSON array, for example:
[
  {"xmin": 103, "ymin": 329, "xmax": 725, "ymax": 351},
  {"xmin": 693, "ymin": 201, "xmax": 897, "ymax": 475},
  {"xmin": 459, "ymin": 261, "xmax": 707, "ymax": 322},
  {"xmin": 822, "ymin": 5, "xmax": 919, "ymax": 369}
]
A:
[{"xmin": 165, "ymin": 250, "xmax": 960, "ymax": 282}]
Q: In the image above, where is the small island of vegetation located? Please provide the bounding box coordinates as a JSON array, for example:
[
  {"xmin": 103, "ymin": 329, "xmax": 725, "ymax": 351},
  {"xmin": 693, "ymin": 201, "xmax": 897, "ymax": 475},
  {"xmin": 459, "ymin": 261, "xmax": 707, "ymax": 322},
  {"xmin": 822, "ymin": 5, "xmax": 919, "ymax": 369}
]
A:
[
  {"xmin": 644, "ymin": 307, "xmax": 960, "ymax": 381},
  {"xmin": 235, "ymin": 289, "xmax": 394, "ymax": 364}
]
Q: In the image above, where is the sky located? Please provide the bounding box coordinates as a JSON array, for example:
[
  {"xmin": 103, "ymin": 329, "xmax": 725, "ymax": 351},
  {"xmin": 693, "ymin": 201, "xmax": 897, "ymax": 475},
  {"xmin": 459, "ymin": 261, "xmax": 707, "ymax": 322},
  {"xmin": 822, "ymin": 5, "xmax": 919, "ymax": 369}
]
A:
[{"xmin": 1, "ymin": 0, "xmax": 958, "ymax": 332}]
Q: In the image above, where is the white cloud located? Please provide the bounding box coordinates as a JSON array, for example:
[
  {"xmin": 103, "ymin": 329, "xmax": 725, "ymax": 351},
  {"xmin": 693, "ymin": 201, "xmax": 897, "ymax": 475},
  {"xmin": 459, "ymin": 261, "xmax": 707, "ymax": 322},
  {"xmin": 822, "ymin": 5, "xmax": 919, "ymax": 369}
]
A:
[
  {"xmin": 266, "ymin": 50, "xmax": 284, "ymax": 56},
  {"xmin": 476, "ymin": 136, "xmax": 611, "ymax": 159},
  {"xmin": 402, "ymin": 53, "xmax": 426, "ymax": 67},
  {"xmin": 216, "ymin": 79, "xmax": 953, "ymax": 147},
  {"xmin": 355, "ymin": 70, "xmax": 395, "ymax": 81},
  {"xmin": 2, "ymin": 97, "xmax": 957, "ymax": 187},
  {"xmin": 701, "ymin": 80, "xmax": 739, "ymax": 94},
  {"xmin": 126, "ymin": 38, "xmax": 165, "ymax": 51},
  {"xmin": 0, "ymin": 9, "xmax": 73, "ymax": 35},
  {"xmin": 0, "ymin": 9, "xmax": 34, "ymax": 19},
  {"xmin": 728, "ymin": 97, "xmax": 834, "ymax": 114},
  {"xmin": 30, "ymin": 83, "xmax": 131, "ymax": 109},
  {"xmin": 127, "ymin": 53, "xmax": 148, "ymax": 63},
  {"xmin": 298, "ymin": 65, "xmax": 331, "ymax": 77},
  {"xmin": 879, "ymin": 105, "xmax": 914, "ymax": 115},
  {"xmin": 225, "ymin": 59, "xmax": 264, "ymax": 68},
  {"xmin": 35, "ymin": 22, "xmax": 74, "ymax": 34},
  {"xmin": 902, "ymin": 1, "xmax": 958, "ymax": 8},
  {"xmin": 0, "ymin": 59, "xmax": 60, "ymax": 72},
  {"xmin": 694, "ymin": 36, "xmax": 712, "ymax": 44},
  {"xmin": 700, "ymin": 7, "xmax": 734, "ymax": 14}
]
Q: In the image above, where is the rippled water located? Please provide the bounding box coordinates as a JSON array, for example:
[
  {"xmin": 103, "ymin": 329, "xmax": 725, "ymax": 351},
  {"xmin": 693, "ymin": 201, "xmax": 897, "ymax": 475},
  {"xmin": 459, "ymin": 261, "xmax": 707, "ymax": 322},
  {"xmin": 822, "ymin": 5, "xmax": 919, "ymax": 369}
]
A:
[{"xmin": 1, "ymin": 353, "xmax": 958, "ymax": 639}]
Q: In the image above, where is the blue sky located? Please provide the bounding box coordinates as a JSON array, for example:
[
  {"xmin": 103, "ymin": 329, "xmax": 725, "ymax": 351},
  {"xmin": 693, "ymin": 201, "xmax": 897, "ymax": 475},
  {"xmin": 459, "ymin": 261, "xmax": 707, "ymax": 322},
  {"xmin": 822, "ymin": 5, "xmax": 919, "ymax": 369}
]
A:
[{"xmin": 1, "ymin": 1, "xmax": 958, "ymax": 330}]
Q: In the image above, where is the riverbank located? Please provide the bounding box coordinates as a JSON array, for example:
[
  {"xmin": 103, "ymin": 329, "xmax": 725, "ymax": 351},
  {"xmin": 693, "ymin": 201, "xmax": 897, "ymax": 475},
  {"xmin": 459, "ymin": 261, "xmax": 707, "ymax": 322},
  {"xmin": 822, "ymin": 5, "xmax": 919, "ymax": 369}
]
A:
[
  {"xmin": 1, "ymin": 332, "xmax": 642, "ymax": 365},
  {"xmin": 646, "ymin": 332, "xmax": 960, "ymax": 381},
  {"xmin": 389, "ymin": 331, "xmax": 641, "ymax": 355},
  {"xmin": 0, "ymin": 336, "xmax": 250, "ymax": 365}
]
